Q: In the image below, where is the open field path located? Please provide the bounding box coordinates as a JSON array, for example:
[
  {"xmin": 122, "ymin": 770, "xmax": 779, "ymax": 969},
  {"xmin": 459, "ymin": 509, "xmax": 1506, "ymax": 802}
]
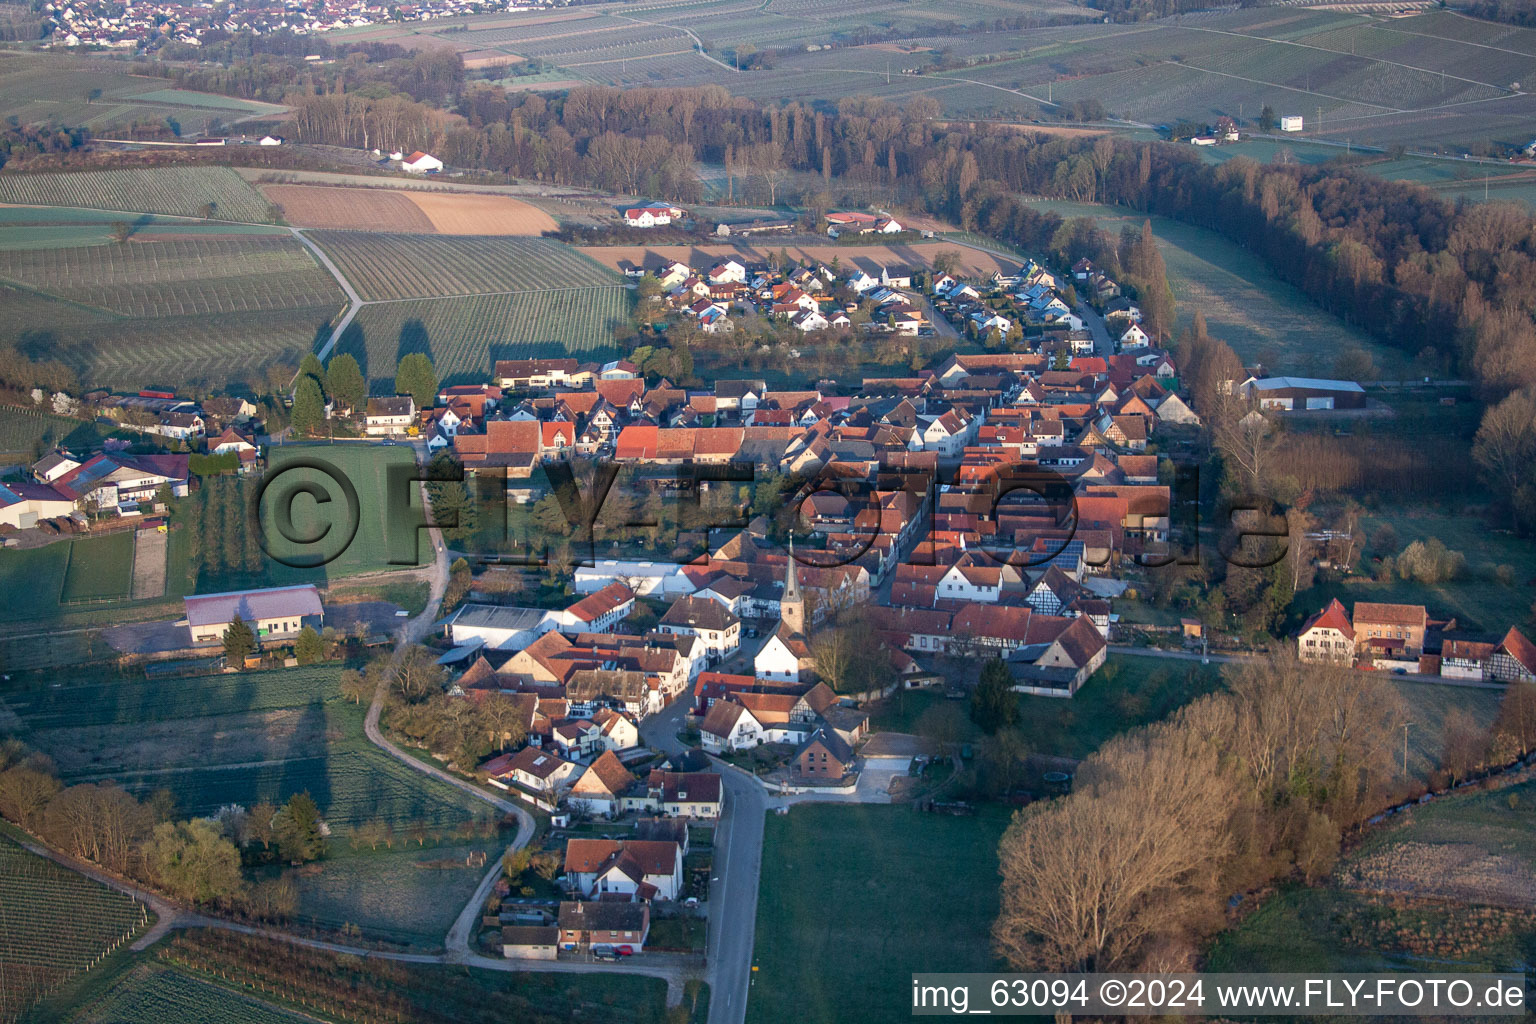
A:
[
  {"xmin": 128, "ymin": 528, "xmax": 166, "ymax": 601},
  {"xmin": 289, "ymin": 227, "xmax": 362, "ymax": 363}
]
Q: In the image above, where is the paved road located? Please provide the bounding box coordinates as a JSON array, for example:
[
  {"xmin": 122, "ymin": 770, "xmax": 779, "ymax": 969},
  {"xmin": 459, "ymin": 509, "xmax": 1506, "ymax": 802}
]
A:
[{"xmin": 641, "ymin": 698, "xmax": 765, "ymax": 1024}]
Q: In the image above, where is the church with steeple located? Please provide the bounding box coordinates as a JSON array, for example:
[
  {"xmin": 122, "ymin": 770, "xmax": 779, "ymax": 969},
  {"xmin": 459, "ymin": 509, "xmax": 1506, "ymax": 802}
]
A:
[{"xmin": 753, "ymin": 541, "xmax": 818, "ymax": 683}]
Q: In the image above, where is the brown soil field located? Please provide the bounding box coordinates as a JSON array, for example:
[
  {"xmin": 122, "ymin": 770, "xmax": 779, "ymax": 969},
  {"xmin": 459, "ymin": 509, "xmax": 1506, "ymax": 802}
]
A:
[
  {"xmin": 263, "ymin": 184, "xmax": 559, "ymax": 234},
  {"xmin": 462, "ymin": 51, "xmax": 526, "ymax": 69},
  {"xmin": 406, "ymin": 191, "xmax": 558, "ymax": 234},
  {"xmin": 264, "ymin": 184, "xmax": 434, "ymax": 232},
  {"xmin": 579, "ymin": 241, "xmax": 1021, "ymax": 278}
]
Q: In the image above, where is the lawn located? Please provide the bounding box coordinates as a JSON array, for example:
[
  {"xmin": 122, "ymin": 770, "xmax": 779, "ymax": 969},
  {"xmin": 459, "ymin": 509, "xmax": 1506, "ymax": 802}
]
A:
[
  {"xmin": 1292, "ymin": 509, "xmax": 1536, "ymax": 634},
  {"xmin": 0, "ymin": 533, "xmax": 150, "ymax": 622},
  {"xmin": 746, "ymin": 802, "xmax": 1012, "ymax": 1024},
  {"xmin": 871, "ymin": 653, "xmax": 1224, "ymax": 760},
  {"xmin": 252, "ymin": 443, "xmax": 431, "ymax": 585},
  {"xmin": 1030, "ymin": 200, "xmax": 1409, "ymax": 378},
  {"xmin": 59, "ymin": 529, "xmax": 134, "ymax": 603}
]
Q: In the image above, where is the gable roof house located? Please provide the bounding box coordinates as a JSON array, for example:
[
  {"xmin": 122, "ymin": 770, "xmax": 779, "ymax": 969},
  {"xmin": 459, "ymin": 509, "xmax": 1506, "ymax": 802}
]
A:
[
  {"xmin": 563, "ymin": 838, "xmax": 683, "ymax": 901},
  {"xmin": 558, "ymin": 900, "xmax": 649, "ymax": 952},
  {"xmin": 364, "ymin": 397, "xmax": 416, "ymax": 436},
  {"xmin": 1297, "ymin": 599, "xmax": 1355, "ymax": 664},
  {"xmin": 629, "ymin": 769, "xmax": 722, "ymax": 818},
  {"xmin": 1488, "ymin": 626, "xmax": 1536, "ymax": 683},
  {"xmin": 1005, "ymin": 615, "xmax": 1108, "ymax": 697},
  {"xmin": 566, "ymin": 750, "xmax": 637, "ymax": 818}
]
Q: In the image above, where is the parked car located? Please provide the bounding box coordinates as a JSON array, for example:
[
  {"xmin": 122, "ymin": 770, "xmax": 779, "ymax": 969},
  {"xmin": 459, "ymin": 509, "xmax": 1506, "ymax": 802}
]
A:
[{"xmin": 592, "ymin": 946, "xmax": 622, "ymax": 961}]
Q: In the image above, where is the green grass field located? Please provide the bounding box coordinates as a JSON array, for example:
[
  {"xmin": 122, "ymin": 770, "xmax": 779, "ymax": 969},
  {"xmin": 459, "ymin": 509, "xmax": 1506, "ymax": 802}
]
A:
[
  {"xmin": 0, "ymin": 535, "xmax": 151, "ymax": 622},
  {"xmin": 872, "ymin": 654, "xmax": 1224, "ymax": 760},
  {"xmin": 255, "ymin": 443, "xmax": 430, "ymax": 582},
  {"xmin": 58, "ymin": 529, "xmax": 134, "ymax": 602},
  {"xmin": 1032, "ymin": 200, "xmax": 1410, "ymax": 377},
  {"xmin": 308, "ymin": 232, "xmax": 619, "ymax": 301},
  {"xmin": 0, "ymin": 831, "xmax": 150, "ymax": 1024},
  {"xmin": 338, "ymin": 288, "xmax": 632, "ymax": 391},
  {"xmin": 747, "ymin": 803, "xmax": 1011, "ymax": 1024},
  {"xmin": 283, "ymin": 840, "xmax": 506, "ymax": 948},
  {"xmin": 0, "ymin": 166, "xmax": 274, "ymax": 223}
]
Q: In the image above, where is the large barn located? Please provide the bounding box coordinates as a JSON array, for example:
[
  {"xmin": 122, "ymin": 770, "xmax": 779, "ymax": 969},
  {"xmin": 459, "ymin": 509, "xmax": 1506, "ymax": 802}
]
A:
[
  {"xmin": 1239, "ymin": 376, "xmax": 1366, "ymax": 412},
  {"xmin": 184, "ymin": 584, "xmax": 323, "ymax": 643}
]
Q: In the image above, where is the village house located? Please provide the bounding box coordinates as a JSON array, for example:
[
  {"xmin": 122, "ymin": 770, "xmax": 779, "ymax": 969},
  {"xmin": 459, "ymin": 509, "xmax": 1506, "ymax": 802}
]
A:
[
  {"xmin": 563, "ymin": 838, "xmax": 683, "ymax": 901},
  {"xmin": 364, "ymin": 396, "xmax": 416, "ymax": 436},
  {"xmin": 793, "ymin": 728, "xmax": 855, "ymax": 781},
  {"xmin": 1352, "ymin": 602, "xmax": 1429, "ymax": 659},
  {"xmin": 565, "ymin": 750, "xmax": 636, "ymax": 818},
  {"xmin": 1297, "ymin": 599, "xmax": 1356, "ymax": 664},
  {"xmin": 629, "ymin": 769, "xmax": 722, "ymax": 818},
  {"xmin": 658, "ymin": 596, "xmax": 740, "ymax": 665},
  {"xmin": 558, "ymin": 901, "xmax": 649, "ymax": 952}
]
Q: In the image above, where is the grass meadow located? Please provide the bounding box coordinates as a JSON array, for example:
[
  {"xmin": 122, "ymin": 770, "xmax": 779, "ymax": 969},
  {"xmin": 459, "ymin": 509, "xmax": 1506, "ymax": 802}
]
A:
[
  {"xmin": 871, "ymin": 653, "xmax": 1224, "ymax": 760},
  {"xmin": 1032, "ymin": 199, "xmax": 1410, "ymax": 377},
  {"xmin": 746, "ymin": 802, "xmax": 1012, "ymax": 1024}
]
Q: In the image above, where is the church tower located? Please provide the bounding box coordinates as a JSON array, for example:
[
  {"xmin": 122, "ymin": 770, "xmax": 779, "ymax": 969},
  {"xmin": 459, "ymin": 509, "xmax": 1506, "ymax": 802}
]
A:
[{"xmin": 780, "ymin": 539, "xmax": 806, "ymax": 637}]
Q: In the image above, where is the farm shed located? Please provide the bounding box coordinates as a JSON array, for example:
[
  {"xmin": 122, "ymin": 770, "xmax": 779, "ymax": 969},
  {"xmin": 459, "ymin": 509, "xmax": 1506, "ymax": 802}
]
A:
[
  {"xmin": 501, "ymin": 925, "xmax": 559, "ymax": 960},
  {"xmin": 183, "ymin": 584, "xmax": 323, "ymax": 643},
  {"xmin": 1238, "ymin": 376, "xmax": 1365, "ymax": 411}
]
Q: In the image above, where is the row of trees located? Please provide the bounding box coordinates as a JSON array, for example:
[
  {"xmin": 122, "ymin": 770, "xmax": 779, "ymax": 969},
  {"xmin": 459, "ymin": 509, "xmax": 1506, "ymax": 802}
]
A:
[
  {"xmin": 993, "ymin": 652, "xmax": 1536, "ymax": 971},
  {"xmin": 0, "ymin": 739, "xmax": 321, "ymax": 914}
]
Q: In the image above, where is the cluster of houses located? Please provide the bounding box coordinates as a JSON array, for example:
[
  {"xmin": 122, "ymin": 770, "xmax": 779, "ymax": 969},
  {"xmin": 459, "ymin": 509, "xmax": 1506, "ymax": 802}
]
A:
[
  {"xmin": 1297, "ymin": 598, "xmax": 1536, "ymax": 681},
  {"xmin": 931, "ymin": 259, "xmax": 1091, "ymax": 346},
  {"xmin": 4, "ymin": 388, "xmax": 267, "ymax": 531},
  {"xmin": 43, "ymin": 0, "xmax": 531, "ymax": 50},
  {"xmin": 636, "ymin": 255, "xmax": 926, "ymax": 336},
  {"xmin": 420, "ymin": 343, "xmax": 1201, "ymax": 701}
]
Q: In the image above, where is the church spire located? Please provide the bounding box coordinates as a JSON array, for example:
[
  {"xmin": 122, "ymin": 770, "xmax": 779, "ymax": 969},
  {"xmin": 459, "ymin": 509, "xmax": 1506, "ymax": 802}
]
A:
[
  {"xmin": 784, "ymin": 537, "xmax": 801, "ymax": 601},
  {"xmin": 780, "ymin": 539, "xmax": 806, "ymax": 637}
]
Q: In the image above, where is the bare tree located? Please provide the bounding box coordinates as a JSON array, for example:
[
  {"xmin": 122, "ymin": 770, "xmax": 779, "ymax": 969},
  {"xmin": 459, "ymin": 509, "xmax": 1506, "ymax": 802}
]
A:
[
  {"xmin": 994, "ymin": 722, "xmax": 1234, "ymax": 971},
  {"xmin": 1490, "ymin": 679, "xmax": 1536, "ymax": 760}
]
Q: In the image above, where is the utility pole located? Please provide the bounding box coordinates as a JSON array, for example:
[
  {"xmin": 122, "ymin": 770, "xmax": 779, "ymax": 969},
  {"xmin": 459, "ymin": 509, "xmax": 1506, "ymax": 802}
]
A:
[{"xmin": 1401, "ymin": 722, "xmax": 1415, "ymax": 779}]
